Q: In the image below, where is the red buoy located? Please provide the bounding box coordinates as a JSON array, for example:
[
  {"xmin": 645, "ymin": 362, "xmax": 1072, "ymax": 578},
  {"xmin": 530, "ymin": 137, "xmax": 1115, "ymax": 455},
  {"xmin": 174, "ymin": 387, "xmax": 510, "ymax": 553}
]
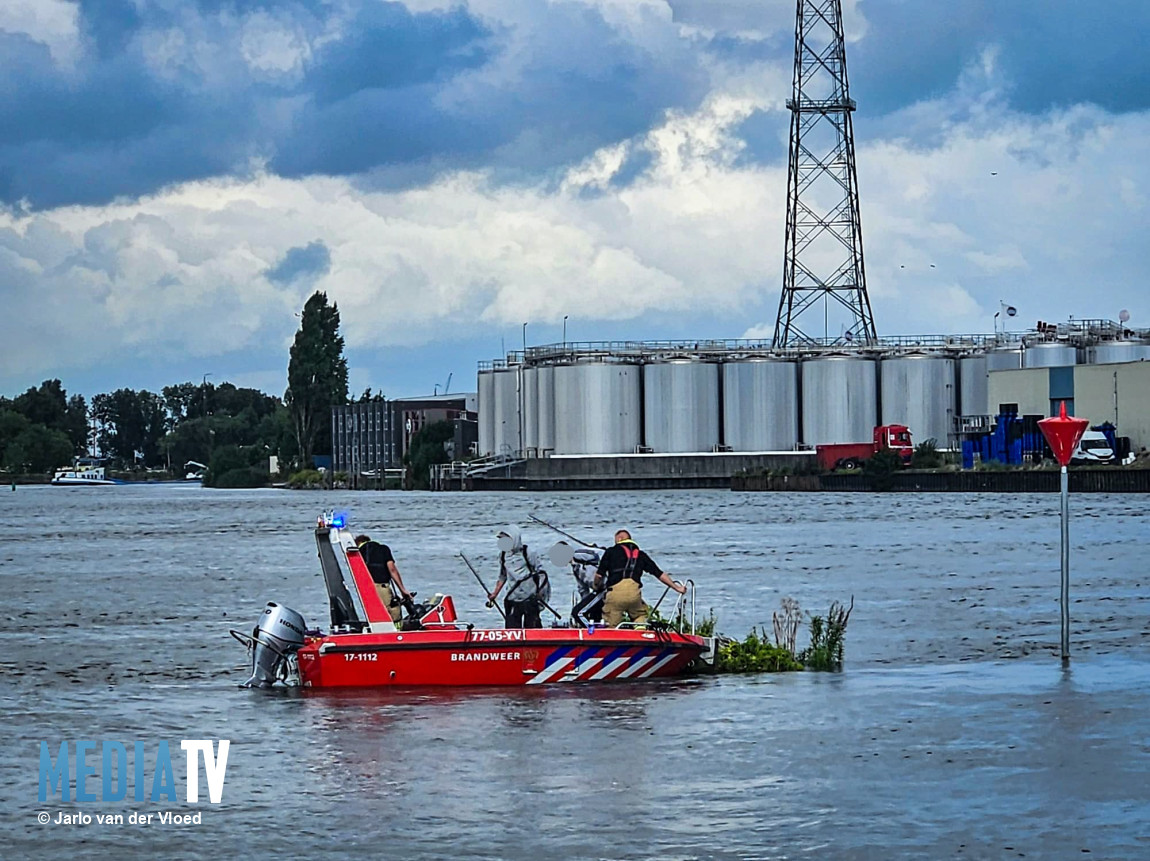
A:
[{"xmin": 1038, "ymin": 401, "xmax": 1089, "ymax": 467}]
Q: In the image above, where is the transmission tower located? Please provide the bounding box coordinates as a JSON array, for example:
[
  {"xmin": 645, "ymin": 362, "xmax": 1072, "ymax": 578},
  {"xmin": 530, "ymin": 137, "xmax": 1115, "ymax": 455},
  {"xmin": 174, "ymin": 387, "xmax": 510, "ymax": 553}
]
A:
[{"xmin": 774, "ymin": 0, "xmax": 876, "ymax": 347}]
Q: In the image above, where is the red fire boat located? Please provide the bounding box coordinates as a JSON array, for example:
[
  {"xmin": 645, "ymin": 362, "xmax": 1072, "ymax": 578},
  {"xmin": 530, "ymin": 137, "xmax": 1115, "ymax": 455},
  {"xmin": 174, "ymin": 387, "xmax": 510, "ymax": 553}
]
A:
[{"xmin": 234, "ymin": 513, "xmax": 713, "ymax": 689}]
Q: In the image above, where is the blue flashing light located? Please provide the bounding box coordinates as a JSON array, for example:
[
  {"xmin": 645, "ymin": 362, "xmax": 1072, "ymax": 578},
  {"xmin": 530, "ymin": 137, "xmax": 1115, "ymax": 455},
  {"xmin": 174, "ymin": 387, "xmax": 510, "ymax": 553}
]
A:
[{"xmin": 330, "ymin": 514, "xmax": 346, "ymax": 529}]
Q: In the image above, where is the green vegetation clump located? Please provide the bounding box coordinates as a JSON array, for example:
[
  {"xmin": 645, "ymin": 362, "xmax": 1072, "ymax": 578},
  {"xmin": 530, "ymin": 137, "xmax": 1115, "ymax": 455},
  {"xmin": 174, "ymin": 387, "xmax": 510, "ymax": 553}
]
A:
[
  {"xmin": 863, "ymin": 446, "xmax": 904, "ymax": 490},
  {"xmin": 798, "ymin": 599, "xmax": 854, "ymax": 671},
  {"xmin": 213, "ymin": 467, "xmax": 269, "ymax": 488},
  {"xmin": 701, "ymin": 597, "xmax": 853, "ymax": 675},
  {"xmin": 287, "ymin": 469, "xmax": 325, "ymax": 489},
  {"xmin": 910, "ymin": 438, "xmax": 944, "ymax": 469},
  {"xmin": 716, "ymin": 629, "xmax": 803, "ymax": 673}
]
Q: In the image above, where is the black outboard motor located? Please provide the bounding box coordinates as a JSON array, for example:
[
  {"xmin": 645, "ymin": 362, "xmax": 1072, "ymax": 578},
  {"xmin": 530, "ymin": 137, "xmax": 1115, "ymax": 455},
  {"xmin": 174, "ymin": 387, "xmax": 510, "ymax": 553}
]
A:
[{"xmin": 239, "ymin": 602, "xmax": 307, "ymax": 688}]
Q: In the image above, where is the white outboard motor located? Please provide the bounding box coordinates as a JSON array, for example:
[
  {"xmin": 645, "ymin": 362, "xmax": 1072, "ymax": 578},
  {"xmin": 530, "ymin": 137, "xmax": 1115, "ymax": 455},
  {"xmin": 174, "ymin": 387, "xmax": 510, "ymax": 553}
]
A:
[{"xmin": 238, "ymin": 602, "xmax": 307, "ymax": 688}]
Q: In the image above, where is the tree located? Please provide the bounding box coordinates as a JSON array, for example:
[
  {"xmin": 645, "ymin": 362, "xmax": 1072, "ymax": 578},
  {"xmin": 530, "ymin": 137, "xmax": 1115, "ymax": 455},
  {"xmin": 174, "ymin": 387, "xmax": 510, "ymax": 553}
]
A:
[
  {"xmin": 405, "ymin": 420, "xmax": 455, "ymax": 490},
  {"xmin": 285, "ymin": 291, "xmax": 348, "ymax": 467},
  {"xmin": 91, "ymin": 388, "xmax": 168, "ymax": 466},
  {"xmin": 3, "ymin": 425, "xmax": 73, "ymax": 474},
  {"xmin": 11, "ymin": 380, "xmax": 88, "ymax": 454},
  {"xmin": 0, "ymin": 409, "xmax": 31, "ymax": 466}
]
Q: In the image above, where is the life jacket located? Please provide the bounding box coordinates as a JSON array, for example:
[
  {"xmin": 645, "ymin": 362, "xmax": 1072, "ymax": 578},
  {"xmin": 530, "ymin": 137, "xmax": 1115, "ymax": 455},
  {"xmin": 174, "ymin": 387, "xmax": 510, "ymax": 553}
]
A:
[{"xmin": 605, "ymin": 541, "xmax": 642, "ymax": 587}]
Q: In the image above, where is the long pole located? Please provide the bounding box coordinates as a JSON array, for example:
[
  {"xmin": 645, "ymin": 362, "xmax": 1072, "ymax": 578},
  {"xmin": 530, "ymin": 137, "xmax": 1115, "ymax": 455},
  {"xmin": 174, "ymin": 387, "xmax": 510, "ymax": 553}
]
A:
[
  {"xmin": 528, "ymin": 513, "xmax": 602, "ymax": 548},
  {"xmin": 459, "ymin": 552, "xmax": 506, "ymax": 621},
  {"xmin": 1060, "ymin": 465, "xmax": 1070, "ymax": 662}
]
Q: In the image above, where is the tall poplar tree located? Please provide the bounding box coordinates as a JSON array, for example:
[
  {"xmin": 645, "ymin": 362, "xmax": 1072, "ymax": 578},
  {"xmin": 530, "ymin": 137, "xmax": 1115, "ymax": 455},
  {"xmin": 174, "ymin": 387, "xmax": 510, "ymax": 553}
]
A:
[{"xmin": 286, "ymin": 291, "xmax": 348, "ymax": 468}]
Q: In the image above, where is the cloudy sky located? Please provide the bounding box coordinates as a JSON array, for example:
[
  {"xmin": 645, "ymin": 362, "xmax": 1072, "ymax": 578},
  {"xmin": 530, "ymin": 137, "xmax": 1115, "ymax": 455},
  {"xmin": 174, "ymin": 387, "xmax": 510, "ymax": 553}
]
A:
[{"xmin": 2, "ymin": 0, "xmax": 1148, "ymax": 400}]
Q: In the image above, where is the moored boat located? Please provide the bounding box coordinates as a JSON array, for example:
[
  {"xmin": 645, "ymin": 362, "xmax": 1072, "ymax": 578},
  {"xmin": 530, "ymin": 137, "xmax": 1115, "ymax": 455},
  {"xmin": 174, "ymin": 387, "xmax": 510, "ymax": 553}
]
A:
[
  {"xmin": 234, "ymin": 513, "xmax": 713, "ymax": 689},
  {"xmin": 51, "ymin": 459, "xmax": 122, "ymax": 486}
]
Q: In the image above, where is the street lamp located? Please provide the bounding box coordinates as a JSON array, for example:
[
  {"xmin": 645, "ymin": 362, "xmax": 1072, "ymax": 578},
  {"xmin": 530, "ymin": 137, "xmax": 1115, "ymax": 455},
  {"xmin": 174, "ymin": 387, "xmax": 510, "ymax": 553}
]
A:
[
  {"xmin": 522, "ymin": 322, "xmax": 528, "ymax": 354},
  {"xmin": 563, "ymin": 315, "xmax": 569, "ymax": 346},
  {"xmin": 201, "ymin": 373, "xmax": 213, "ymax": 420}
]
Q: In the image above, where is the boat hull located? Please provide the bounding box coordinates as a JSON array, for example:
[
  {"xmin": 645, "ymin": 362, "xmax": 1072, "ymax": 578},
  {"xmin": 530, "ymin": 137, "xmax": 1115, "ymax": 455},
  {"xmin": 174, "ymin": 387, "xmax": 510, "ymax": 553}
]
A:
[{"xmin": 298, "ymin": 627, "xmax": 707, "ymax": 688}]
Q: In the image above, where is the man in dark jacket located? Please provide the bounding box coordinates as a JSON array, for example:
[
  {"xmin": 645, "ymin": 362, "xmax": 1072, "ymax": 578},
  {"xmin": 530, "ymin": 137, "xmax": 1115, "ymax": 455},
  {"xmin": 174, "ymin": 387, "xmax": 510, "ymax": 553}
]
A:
[
  {"xmin": 354, "ymin": 534, "xmax": 414, "ymax": 623},
  {"xmin": 595, "ymin": 530, "xmax": 686, "ymax": 627}
]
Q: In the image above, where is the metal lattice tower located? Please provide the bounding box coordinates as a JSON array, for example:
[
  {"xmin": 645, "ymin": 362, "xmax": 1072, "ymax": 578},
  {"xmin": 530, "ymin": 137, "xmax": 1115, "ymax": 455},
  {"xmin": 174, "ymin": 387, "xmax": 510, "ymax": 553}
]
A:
[{"xmin": 774, "ymin": 0, "xmax": 876, "ymax": 347}]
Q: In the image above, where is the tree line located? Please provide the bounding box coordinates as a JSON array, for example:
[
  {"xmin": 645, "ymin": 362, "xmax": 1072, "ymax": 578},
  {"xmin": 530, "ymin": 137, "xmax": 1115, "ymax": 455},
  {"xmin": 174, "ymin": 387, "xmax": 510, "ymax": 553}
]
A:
[{"xmin": 1, "ymin": 291, "xmax": 350, "ymax": 484}]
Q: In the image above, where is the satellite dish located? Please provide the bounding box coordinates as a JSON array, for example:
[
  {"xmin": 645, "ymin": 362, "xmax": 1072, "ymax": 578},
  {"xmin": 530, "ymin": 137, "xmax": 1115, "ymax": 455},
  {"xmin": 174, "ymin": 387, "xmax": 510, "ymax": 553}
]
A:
[
  {"xmin": 1006, "ymin": 305, "xmax": 1017, "ymax": 317},
  {"xmin": 549, "ymin": 541, "xmax": 574, "ymax": 568},
  {"xmin": 1119, "ymin": 309, "xmax": 1131, "ymax": 323},
  {"xmin": 843, "ymin": 330, "xmax": 854, "ymax": 342}
]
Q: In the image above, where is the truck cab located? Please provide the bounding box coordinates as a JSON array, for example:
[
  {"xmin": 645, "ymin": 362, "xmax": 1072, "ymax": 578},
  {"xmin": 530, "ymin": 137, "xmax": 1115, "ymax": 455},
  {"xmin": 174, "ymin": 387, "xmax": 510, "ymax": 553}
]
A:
[{"xmin": 875, "ymin": 424, "xmax": 913, "ymax": 459}]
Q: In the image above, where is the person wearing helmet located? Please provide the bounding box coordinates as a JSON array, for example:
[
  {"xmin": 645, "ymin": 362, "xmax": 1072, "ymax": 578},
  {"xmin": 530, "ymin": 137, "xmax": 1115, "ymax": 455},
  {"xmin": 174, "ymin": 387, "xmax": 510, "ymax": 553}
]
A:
[
  {"xmin": 595, "ymin": 529, "xmax": 685, "ymax": 627},
  {"xmin": 488, "ymin": 525, "xmax": 551, "ymax": 629}
]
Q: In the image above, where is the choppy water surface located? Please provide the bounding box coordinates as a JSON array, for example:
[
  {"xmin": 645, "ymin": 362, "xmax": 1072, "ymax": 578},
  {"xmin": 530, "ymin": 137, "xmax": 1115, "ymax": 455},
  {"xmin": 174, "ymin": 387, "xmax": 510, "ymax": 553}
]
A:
[{"xmin": 2, "ymin": 486, "xmax": 1149, "ymax": 859}]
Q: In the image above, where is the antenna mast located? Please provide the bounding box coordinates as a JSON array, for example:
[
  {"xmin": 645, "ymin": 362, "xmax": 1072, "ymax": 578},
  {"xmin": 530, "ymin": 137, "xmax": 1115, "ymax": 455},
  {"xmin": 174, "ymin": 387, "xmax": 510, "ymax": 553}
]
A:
[{"xmin": 774, "ymin": 0, "xmax": 876, "ymax": 347}]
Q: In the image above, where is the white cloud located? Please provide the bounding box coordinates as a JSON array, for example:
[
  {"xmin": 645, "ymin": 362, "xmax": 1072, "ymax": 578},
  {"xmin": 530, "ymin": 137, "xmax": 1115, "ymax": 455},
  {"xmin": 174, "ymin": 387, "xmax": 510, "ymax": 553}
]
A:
[
  {"xmin": 4, "ymin": 58, "xmax": 1150, "ymax": 387},
  {"xmin": 239, "ymin": 11, "xmax": 313, "ymax": 78},
  {"xmin": 0, "ymin": 0, "xmax": 80, "ymax": 66}
]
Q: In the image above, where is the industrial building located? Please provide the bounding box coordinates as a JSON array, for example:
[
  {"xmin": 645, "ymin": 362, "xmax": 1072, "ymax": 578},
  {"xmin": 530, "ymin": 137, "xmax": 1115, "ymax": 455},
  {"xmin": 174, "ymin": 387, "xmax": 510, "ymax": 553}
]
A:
[
  {"xmin": 472, "ymin": 319, "xmax": 1150, "ymax": 476},
  {"xmin": 332, "ymin": 394, "xmax": 477, "ymax": 484},
  {"xmin": 461, "ymin": 3, "xmax": 1150, "ymax": 487}
]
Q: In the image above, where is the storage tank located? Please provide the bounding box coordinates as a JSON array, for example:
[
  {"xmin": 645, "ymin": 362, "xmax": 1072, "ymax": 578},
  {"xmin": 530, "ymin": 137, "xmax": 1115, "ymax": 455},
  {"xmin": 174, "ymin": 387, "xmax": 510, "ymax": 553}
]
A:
[
  {"xmin": 492, "ymin": 367, "xmax": 520, "ymax": 457},
  {"xmin": 643, "ymin": 360, "xmax": 720, "ymax": 452},
  {"xmin": 477, "ymin": 369, "xmax": 495, "ymax": 456},
  {"xmin": 721, "ymin": 359, "xmax": 798, "ymax": 451},
  {"xmin": 880, "ymin": 354, "xmax": 957, "ymax": 447},
  {"xmin": 1090, "ymin": 341, "xmax": 1150, "ymax": 364},
  {"xmin": 800, "ymin": 355, "xmax": 877, "ymax": 446},
  {"xmin": 958, "ymin": 354, "xmax": 989, "ymax": 416},
  {"xmin": 1023, "ymin": 343, "xmax": 1077, "ymax": 368},
  {"xmin": 553, "ymin": 362, "xmax": 641, "ymax": 454},
  {"xmin": 986, "ymin": 347, "xmax": 1023, "ymax": 371},
  {"xmin": 536, "ymin": 365, "xmax": 556, "ymax": 454},
  {"xmin": 523, "ymin": 366, "xmax": 539, "ymax": 455}
]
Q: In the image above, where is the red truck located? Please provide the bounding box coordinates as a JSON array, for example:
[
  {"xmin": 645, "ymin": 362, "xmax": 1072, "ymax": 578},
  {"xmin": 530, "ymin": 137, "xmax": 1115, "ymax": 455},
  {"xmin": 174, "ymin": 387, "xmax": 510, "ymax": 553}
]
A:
[{"xmin": 815, "ymin": 425, "xmax": 913, "ymax": 472}]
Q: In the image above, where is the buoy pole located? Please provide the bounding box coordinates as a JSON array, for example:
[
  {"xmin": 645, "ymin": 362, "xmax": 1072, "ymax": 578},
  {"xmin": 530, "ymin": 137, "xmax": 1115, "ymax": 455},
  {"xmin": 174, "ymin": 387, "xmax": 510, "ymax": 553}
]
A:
[{"xmin": 1059, "ymin": 464, "xmax": 1070, "ymax": 662}]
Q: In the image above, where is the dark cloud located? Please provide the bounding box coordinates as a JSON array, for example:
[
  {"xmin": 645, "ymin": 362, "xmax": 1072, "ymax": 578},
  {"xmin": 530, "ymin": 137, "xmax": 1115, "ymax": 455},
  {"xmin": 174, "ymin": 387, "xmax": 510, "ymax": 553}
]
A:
[
  {"xmin": 266, "ymin": 241, "xmax": 331, "ymax": 284},
  {"xmin": 1, "ymin": 0, "xmax": 707, "ymax": 209},
  {"xmin": 848, "ymin": 1, "xmax": 1150, "ymax": 116}
]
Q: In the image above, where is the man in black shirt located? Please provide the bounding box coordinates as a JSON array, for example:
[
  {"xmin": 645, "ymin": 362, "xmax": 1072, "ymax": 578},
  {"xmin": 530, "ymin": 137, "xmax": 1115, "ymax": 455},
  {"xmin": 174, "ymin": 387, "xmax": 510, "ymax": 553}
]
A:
[
  {"xmin": 354, "ymin": 534, "xmax": 414, "ymax": 624},
  {"xmin": 595, "ymin": 529, "xmax": 686, "ymax": 627}
]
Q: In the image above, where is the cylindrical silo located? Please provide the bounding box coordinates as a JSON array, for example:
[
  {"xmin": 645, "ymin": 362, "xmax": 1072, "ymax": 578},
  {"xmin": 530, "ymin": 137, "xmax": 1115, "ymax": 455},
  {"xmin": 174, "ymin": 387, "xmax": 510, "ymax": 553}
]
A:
[
  {"xmin": 1023, "ymin": 343, "xmax": 1077, "ymax": 368},
  {"xmin": 721, "ymin": 359, "xmax": 798, "ymax": 451},
  {"xmin": 477, "ymin": 369, "xmax": 495, "ymax": 456},
  {"xmin": 492, "ymin": 367, "xmax": 521, "ymax": 457},
  {"xmin": 958, "ymin": 354, "xmax": 989, "ymax": 416},
  {"xmin": 523, "ymin": 366, "xmax": 539, "ymax": 455},
  {"xmin": 553, "ymin": 362, "xmax": 641, "ymax": 454},
  {"xmin": 800, "ymin": 355, "xmax": 877, "ymax": 446},
  {"xmin": 986, "ymin": 348, "xmax": 1023, "ymax": 371},
  {"xmin": 536, "ymin": 365, "xmax": 556, "ymax": 454},
  {"xmin": 1089, "ymin": 341, "xmax": 1150, "ymax": 364},
  {"xmin": 643, "ymin": 360, "xmax": 720, "ymax": 452},
  {"xmin": 880, "ymin": 353, "xmax": 957, "ymax": 448}
]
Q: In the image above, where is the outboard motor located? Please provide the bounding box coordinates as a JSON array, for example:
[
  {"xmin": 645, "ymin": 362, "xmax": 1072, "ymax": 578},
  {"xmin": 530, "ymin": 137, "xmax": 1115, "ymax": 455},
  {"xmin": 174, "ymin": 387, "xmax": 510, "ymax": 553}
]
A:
[{"xmin": 238, "ymin": 602, "xmax": 307, "ymax": 688}]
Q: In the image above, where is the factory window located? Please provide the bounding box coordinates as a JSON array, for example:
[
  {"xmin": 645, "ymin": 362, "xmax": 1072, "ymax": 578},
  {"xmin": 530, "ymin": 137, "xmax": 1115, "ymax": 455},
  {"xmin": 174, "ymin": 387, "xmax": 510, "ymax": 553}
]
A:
[{"xmin": 1050, "ymin": 399, "xmax": 1075, "ymax": 417}]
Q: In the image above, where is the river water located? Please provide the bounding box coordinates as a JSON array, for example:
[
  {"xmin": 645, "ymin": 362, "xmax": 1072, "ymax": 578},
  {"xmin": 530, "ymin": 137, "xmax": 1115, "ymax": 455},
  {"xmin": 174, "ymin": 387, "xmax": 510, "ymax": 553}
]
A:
[{"xmin": 2, "ymin": 485, "xmax": 1149, "ymax": 859}]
